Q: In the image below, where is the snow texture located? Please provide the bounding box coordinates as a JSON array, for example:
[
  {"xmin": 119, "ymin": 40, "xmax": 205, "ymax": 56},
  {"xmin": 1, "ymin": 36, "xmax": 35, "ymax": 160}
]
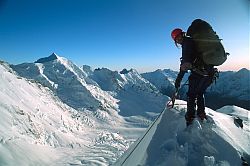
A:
[
  {"xmin": 0, "ymin": 54, "xmax": 249, "ymax": 166},
  {"xmin": 114, "ymin": 100, "xmax": 250, "ymax": 166}
]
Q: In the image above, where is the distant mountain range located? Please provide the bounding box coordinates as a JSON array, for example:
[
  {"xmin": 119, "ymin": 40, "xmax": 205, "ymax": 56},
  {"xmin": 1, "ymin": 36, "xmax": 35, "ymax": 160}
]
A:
[
  {"xmin": 11, "ymin": 53, "xmax": 168, "ymax": 118},
  {"xmin": 141, "ymin": 68, "xmax": 250, "ymax": 110},
  {"xmin": 10, "ymin": 53, "xmax": 250, "ymax": 111}
]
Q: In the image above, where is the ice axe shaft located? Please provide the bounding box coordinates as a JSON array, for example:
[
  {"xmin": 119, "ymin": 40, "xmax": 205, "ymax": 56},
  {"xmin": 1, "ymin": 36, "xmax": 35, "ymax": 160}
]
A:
[
  {"xmin": 167, "ymin": 88, "xmax": 179, "ymax": 108},
  {"xmin": 167, "ymin": 79, "xmax": 188, "ymax": 108}
]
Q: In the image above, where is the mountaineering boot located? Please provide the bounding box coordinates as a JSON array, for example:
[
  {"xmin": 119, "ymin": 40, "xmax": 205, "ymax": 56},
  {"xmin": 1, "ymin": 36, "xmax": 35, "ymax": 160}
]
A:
[
  {"xmin": 185, "ymin": 114, "xmax": 195, "ymax": 126},
  {"xmin": 197, "ymin": 94, "xmax": 207, "ymax": 121},
  {"xmin": 197, "ymin": 112, "xmax": 207, "ymax": 121},
  {"xmin": 186, "ymin": 96, "xmax": 196, "ymax": 126}
]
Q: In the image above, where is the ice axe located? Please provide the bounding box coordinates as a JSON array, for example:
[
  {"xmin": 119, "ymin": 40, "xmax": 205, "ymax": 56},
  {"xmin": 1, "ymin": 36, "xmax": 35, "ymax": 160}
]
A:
[
  {"xmin": 167, "ymin": 88, "xmax": 179, "ymax": 108},
  {"xmin": 166, "ymin": 79, "xmax": 188, "ymax": 108}
]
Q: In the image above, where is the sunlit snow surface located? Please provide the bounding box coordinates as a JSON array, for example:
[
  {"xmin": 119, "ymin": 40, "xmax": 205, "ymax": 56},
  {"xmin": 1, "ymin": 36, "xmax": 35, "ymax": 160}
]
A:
[
  {"xmin": 114, "ymin": 100, "xmax": 250, "ymax": 166},
  {"xmin": 0, "ymin": 62, "xmax": 131, "ymax": 165},
  {"xmin": 1, "ymin": 60, "xmax": 249, "ymax": 166},
  {"xmin": 0, "ymin": 61, "xmax": 162, "ymax": 165}
]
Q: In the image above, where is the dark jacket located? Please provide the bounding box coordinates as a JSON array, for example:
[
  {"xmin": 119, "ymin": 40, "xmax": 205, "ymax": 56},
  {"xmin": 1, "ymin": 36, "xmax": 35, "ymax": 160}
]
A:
[
  {"xmin": 181, "ymin": 36, "xmax": 197, "ymax": 65},
  {"xmin": 175, "ymin": 36, "xmax": 215, "ymax": 89},
  {"xmin": 181, "ymin": 36, "xmax": 215, "ymax": 76}
]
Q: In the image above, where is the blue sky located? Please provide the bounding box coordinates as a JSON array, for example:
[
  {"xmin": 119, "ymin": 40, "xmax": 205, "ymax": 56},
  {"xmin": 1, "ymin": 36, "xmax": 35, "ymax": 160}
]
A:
[{"xmin": 0, "ymin": 0, "xmax": 249, "ymax": 72}]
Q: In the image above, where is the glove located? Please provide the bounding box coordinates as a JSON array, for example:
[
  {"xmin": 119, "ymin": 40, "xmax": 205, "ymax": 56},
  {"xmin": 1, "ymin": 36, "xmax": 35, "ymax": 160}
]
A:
[
  {"xmin": 175, "ymin": 70, "xmax": 185, "ymax": 89},
  {"xmin": 180, "ymin": 62, "xmax": 192, "ymax": 71},
  {"xmin": 175, "ymin": 78, "xmax": 181, "ymax": 89}
]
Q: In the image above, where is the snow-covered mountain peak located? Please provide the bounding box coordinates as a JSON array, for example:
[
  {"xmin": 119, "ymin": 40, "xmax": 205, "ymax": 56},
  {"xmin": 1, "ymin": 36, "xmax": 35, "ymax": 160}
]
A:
[
  {"xmin": 12, "ymin": 56, "xmax": 115, "ymax": 111},
  {"xmin": 35, "ymin": 53, "xmax": 59, "ymax": 63},
  {"xmin": 34, "ymin": 53, "xmax": 83, "ymax": 77},
  {"xmin": 120, "ymin": 68, "xmax": 130, "ymax": 74},
  {"xmin": 119, "ymin": 68, "xmax": 139, "ymax": 75},
  {"xmin": 127, "ymin": 68, "xmax": 140, "ymax": 75},
  {"xmin": 81, "ymin": 65, "xmax": 93, "ymax": 75},
  {"xmin": 142, "ymin": 68, "xmax": 178, "ymax": 82},
  {"xmin": 33, "ymin": 53, "xmax": 87, "ymax": 83},
  {"xmin": 238, "ymin": 68, "xmax": 249, "ymax": 73},
  {"xmin": 90, "ymin": 67, "xmax": 159, "ymax": 93},
  {"xmin": 235, "ymin": 68, "xmax": 250, "ymax": 78},
  {"xmin": 141, "ymin": 69, "xmax": 179, "ymax": 96},
  {"xmin": 119, "ymin": 68, "xmax": 149, "ymax": 84},
  {"xmin": 162, "ymin": 68, "xmax": 179, "ymax": 77}
]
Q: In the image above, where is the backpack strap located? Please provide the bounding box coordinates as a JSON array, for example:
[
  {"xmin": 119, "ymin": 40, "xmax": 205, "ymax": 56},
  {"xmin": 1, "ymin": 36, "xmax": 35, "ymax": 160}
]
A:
[{"xmin": 192, "ymin": 57, "xmax": 216, "ymax": 77}]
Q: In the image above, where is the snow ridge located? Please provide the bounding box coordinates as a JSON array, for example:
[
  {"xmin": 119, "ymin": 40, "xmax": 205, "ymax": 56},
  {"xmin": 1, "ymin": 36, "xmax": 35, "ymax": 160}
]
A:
[{"xmin": 114, "ymin": 100, "xmax": 250, "ymax": 166}]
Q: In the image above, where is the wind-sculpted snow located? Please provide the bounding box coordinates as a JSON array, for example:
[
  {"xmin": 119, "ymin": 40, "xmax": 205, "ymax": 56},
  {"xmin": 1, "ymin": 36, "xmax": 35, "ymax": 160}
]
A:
[{"xmin": 114, "ymin": 100, "xmax": 250, "ymax": 166}]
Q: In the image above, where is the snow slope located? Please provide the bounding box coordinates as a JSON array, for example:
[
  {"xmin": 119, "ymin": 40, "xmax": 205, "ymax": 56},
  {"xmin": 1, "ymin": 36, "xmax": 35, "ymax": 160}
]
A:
[
  {"xmin": 114, "ymin": 100, "xmax": 250, "ymax": 166},
  {"xmin": 0, "ymin": 62, "xmax": 135, "ymax": 165},
  {"xmin": 1, "ymin": 54, "xmax": 168, "ymax": 165},
  {"xmin": 0, "ymin": 61, "xmax": 92, "ymax": 165}
]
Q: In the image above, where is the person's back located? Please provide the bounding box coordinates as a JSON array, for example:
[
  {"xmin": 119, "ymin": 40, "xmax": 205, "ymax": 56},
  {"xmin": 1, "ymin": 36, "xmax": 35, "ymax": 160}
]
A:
[{"xmin": 182, "ymin": 35, "xmax": 215, "ymax": 76}]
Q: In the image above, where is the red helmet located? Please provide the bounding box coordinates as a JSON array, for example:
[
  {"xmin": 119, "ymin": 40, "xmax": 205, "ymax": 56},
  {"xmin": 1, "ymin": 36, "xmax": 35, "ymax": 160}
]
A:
[{"xmin": 171, "ymin": 28, "xmax": 183, "ymax": 41}]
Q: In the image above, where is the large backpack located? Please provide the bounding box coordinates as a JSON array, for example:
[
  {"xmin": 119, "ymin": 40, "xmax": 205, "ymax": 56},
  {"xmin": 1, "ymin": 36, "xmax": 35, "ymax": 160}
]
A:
[{"xmin": 186, "ymin": 19, "xmax": 227, "ymax": 66}]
